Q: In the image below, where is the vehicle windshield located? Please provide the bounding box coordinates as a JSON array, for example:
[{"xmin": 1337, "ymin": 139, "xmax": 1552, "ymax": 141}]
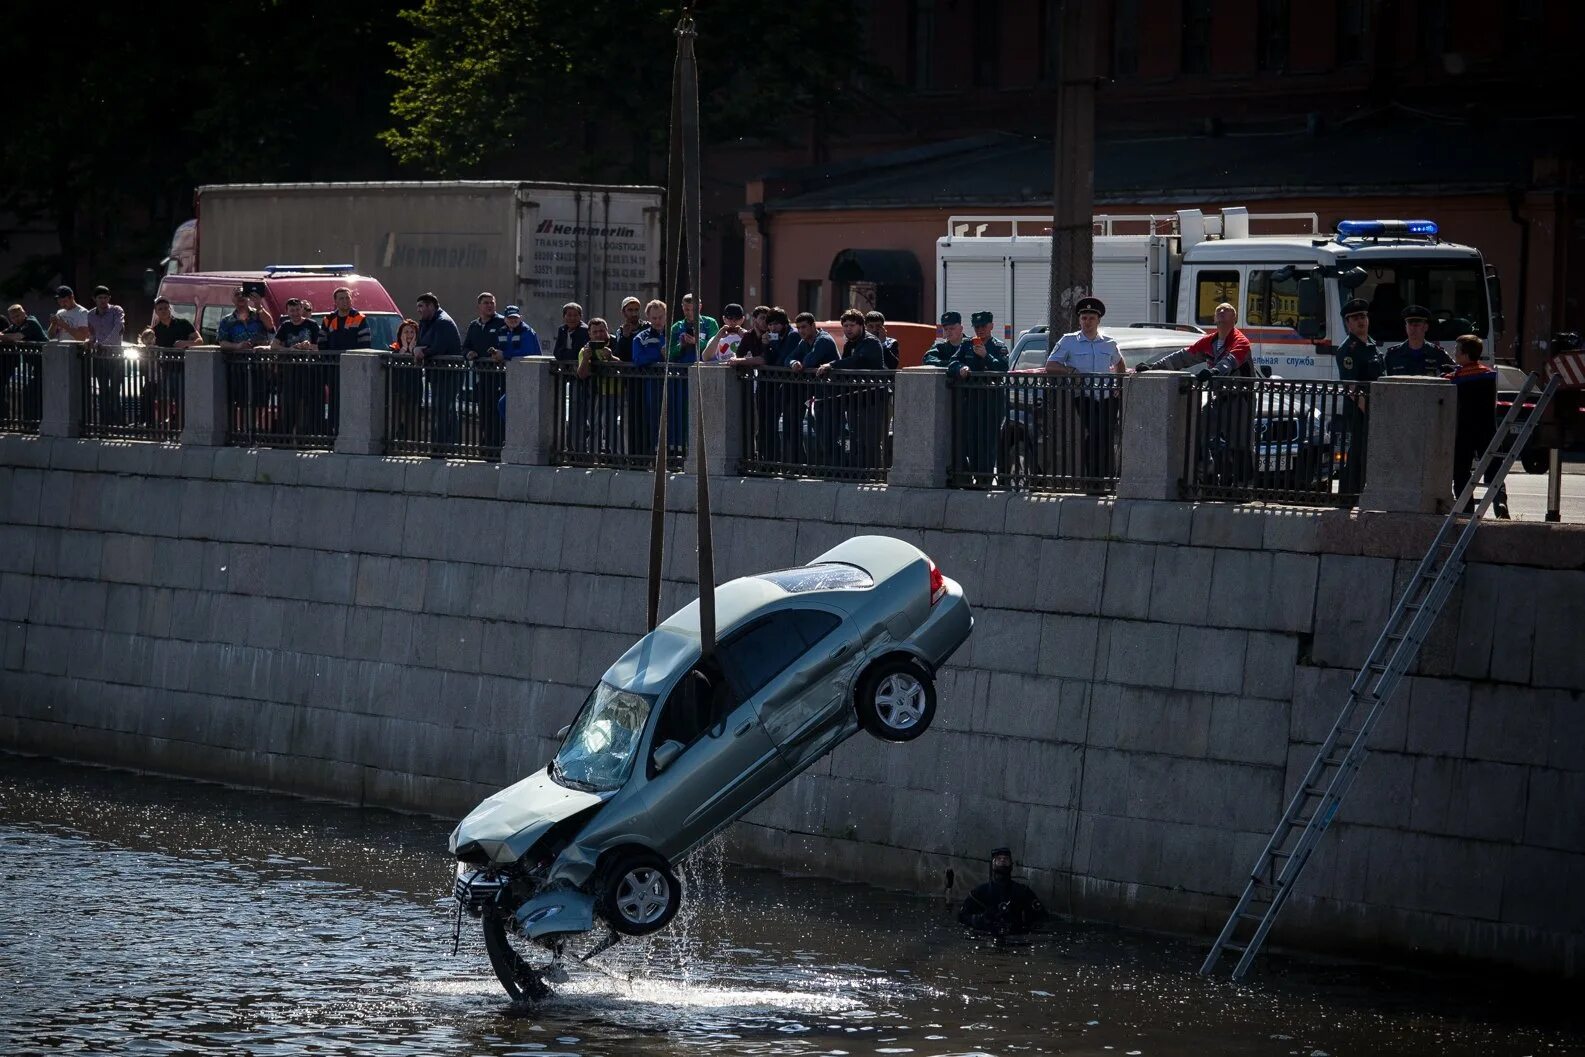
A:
[
  {"xmin": 1343, "ymin": 258, "xmax": 1489, "ymax": 343},
  {"xmin": 365, "ymin": 312, "xmax": 403, "ymax": 349},
  {"xmin": 553, "ymin": 682, "xmax": 654, "ymax": 792}
]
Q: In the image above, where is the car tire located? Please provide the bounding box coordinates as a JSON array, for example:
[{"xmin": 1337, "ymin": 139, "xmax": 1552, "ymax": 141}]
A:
[
  {"xmin": 857, "ymin": 658, "xmax": 937, "ymax": 742},
  {"xmin": 598, "ymin": 851, "xmax": 681, "ymax": 937},
  {"xmin": 1520, "ymin": 450, "xmax": 1549, "ymax": 474}
]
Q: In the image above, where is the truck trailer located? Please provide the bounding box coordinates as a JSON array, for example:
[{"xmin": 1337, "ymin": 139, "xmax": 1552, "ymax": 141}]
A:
[
  {"xmin": 170, "ymin": 181, "xmax": 663, "ymax": 333},
  {"xmin": 937, "ymin": 207, "xmax": 1504, "ymax": 380}
]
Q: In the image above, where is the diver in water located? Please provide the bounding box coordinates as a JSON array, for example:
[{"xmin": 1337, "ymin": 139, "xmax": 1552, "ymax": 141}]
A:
[{"xmin": 958, "ymin": 847, "xmax": 1045, "ymax": 935}]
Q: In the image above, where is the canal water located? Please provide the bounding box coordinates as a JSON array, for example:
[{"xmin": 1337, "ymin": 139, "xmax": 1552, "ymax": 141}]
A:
[{"xmin": 1, "ymin": 754, "xmax": 1579, "ymax": 1057}]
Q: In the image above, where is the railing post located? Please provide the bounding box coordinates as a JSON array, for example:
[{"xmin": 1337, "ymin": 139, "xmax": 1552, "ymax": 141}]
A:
[
  {"xmin": 1114, "ymin": 371, "xmax": 1190, "ymax": 501},
  {"xmin": 888, "ymin": 366, "xmax": 949, "ymax": 488},
  {"xmin": 334, "ymin": 351, "xmax": 386, "ymax": 456},
  {"xmin": 1357, "ymin": 376, "xmax": 1458, "ymax": 514},
  {"xmin": 180, "ymin": 347, "xmax": 228, "ymax": 446},
  {"xmin": 503, "ymin": 355, "xmax": 556, "ymax": 465},
  {"xmin": 691, "ymin": 362, "xmax": 742, "ymax": 477},
  {"xmin": 38, "ymin": 342, "xmax": 83, "ymax": 438}
]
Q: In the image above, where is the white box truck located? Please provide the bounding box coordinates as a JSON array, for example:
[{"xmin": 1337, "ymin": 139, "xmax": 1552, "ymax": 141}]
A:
[
  {"xmin": 937, "ymin": 208, "xmax": 1505, "ymax": 379},
  {"xmin": 171, "ymin": 181, "xmax": 663, "ymax": 332}
]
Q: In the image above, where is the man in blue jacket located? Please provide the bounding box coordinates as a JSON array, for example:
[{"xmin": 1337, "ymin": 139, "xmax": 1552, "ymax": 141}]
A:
[
  {"xmin": 629, "ymin": 299, "xmax": 674, "ymax": 458},
  {"xmin": 415, "ymin": 292, "xmax": 464, "ymax": 450}
]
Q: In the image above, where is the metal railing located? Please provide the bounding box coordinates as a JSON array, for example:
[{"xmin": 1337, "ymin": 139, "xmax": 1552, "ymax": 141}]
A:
[
  {"xmin": 550, "ymin": 362, "xmax": 687, "ymax": 470},
  {"xmin": 80, "ymin": 346, "xmax": 184, "ymax": 441},
  {"xmin": 949, "ymin": 371, "xmax": 1123, "ymax": 492},
  {"xmin": 739, "ymin": 367, "xmax": 894, "ymax": 482},
  {"xmin": 225, "ymin": 350, "xmax": 338, "ymax": 450},
  {"xmin": 1181, "ymin": 375, "xmax": 1368, "ymax": 506},
  {"xmin": 1, "ymin": 342, "xmax": 44, "ymax": 433},
  {"xmin": 385, "ymin": 356, "xmax": 505, "ymax": 460}
]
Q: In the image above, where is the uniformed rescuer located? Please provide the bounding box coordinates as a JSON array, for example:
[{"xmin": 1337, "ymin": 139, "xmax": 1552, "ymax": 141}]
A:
[
  {"xmin": 1046, "ymin": 296, "xmax": 1125, "ymax": 485},
  {"xmin": 924, "ymin": 310, "xmax": 972, "ymax": 367},
  {"xmin": 958, "ymin": 847, "xmax": 1045, "ymax": 936},
  {"xmin": 1334, "ymin": 297, "xmax": 1382, "ymax": 496},
  {"xmin": 1383, "ymin": 305, "xmax": 1455, "ymax": 377},
  {"xmin": 952, "ymin": 310, "xmax": 1010, "ymax": 485}
]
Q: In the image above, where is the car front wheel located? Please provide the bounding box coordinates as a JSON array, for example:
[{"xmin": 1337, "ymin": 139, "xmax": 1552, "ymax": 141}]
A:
[
  {"xmin": 857, "ymin": 659, "xmax": 937, "ymax": 742},
  {"xmin": 599, "ymin": 851, "xmax": 681, "ymax": 936}
]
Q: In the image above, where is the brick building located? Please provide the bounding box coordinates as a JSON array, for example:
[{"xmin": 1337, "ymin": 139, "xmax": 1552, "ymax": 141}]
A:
[{"xmin": 701, "ymin": 0, "xmax": 1581, "ymax": 366}]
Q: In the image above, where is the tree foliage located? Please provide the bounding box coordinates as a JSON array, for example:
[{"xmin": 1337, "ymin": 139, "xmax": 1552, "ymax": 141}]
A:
[{"xmin": 380, "ymin": 0, "xmax": 878, "ymax": 179}]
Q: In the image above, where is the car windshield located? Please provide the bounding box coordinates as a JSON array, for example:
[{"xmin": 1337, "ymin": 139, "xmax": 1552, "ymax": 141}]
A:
[
  {"xmin": 365, "ymin": 312, "xmax": 403, "ymax": 349},
  {"xmin": 1014, "ymin": 331, "xmax": 1187, "ymax": 369},
  {"xmin": 553, "ymin": 682, "xmax": 654, "ymax": 792},
  {"xmin": 1343, "ymin": 257, "xmax": 1489, "ymax": 343}
]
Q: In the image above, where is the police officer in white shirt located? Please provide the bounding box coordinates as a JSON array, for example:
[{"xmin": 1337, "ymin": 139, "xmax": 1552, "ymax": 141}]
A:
[{"xmin": 1044, "ymin": 297, "xmax": 1124, "ymax": 485}]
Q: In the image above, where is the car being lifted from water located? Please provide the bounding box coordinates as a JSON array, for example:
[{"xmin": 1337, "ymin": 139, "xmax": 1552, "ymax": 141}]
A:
[{"xmin": 449, "ymin": 535, "xmax": 973, "ymax": 1001}]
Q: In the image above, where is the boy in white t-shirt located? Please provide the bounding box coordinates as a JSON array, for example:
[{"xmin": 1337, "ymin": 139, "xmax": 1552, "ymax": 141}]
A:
[{"xmin": 704, "ymin": 303, "xmax": 747, "ymax": 362}]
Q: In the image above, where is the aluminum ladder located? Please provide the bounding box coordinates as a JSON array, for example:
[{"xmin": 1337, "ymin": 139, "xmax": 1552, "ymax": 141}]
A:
[{"xmin": 1200, "ymin": 370, "xmax": 1562, "ymax": 981}]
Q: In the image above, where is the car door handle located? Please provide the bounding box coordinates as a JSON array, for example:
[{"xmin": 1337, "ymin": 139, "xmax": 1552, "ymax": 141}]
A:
[
  {"xmin": 828, "ymin": 644, "xmax": 850, "ymax": 661},
  {"xmin": 734, "ymin": 721, "xmax": 753, "ymax": 737}
]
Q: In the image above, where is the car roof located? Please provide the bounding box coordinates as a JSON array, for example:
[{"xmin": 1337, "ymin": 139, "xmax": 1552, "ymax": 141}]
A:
[{"xmin": 158, "ymin": 272, "xmax": 401, "ymax": 313}]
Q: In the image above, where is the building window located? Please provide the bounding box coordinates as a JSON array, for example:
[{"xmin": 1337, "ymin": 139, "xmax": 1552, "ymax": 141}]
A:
[
  {"xmin": 907, "ymin": 0, "xmax": 935, "ymax": 90},
  {"xmin": 1181, "ymin": 0, "xmax": 1213, "ymax": 75},
  {"xmin": 1112, "ymin": 0, "xmax": 1139, "ymax": 78},
  {"xmin": 798, "ymin": 280, "xmax": 824, "ymax": 319},
  {"xmin": 1257, "ymin": 0, "xmax": 1288, "ymax": 72},
  {"xmin": 973, "ymin": 0, "xmax": 1001, "ymax": 88},
  {"xmin": 1194, "ymin": 270, "xmax": 1241, "ymax": 325},
  {"xmin": 1337, "ymin": 0, "xmax": 1370, "ymax": 66}
]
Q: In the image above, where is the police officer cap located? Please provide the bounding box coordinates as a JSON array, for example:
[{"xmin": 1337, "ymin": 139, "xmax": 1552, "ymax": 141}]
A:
[
  {"xmin": 1075, "ymin": 296, "xmax": 1105, "ymax": 317},
  {"xmin": 1401, "ymin": 304, "xmax": 1431, "ymax": 322},
  {"xmin": 1341, "ymin": 298, "xmax": 1370, "ymax": 319},
  {"xmin": 970, "ymin": 310, "xmax": 994, "ymax": 327},
  {"xmin": 990, "ymin": 847, "xmax": 1012, "ymax": 859},
  {"xmin": 939, "ymin": 310, "xmax": 962, "ymax": 326}
]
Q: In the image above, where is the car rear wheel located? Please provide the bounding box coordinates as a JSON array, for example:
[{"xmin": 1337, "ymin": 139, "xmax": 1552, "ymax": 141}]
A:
[
  {"xmin": 599, "ymin": 851, "xmax": 681, "ymax": 937},
  {"xmin": 1520, "ymin": 450, "xmax": 1549, "ymax": 474},
  {"xmin": 857, "ymin": 659, "xmax": 936, "ymax": 742}
]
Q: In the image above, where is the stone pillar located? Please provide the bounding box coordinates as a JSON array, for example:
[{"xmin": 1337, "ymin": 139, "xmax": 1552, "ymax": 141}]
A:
[
  {"xmin": 690, "ymin": 362, "xmax": 742, "ymax": 477},
  {"xmin": 39, "ymin": 342, "xmax": 83, "ymax": 438},
  {"xmin": 888, "ymin": 367, "xmax": 949, "ymax": 488},
  {"xmin": 1115, "ymin": 372, "xmax": 1190, "ymax": 501},
  {"xmin": 180, "ymin": 347, "xmax": 228, "ymax": 446},
  {"xmin": 1358, "ymin": 376, "xmax": 1458, "ymax": 514},
  {"xmin": 334, "ymin": 351, "xmax": 386, "ymax": 456},
  {"xmin": 502, "ymin": 355, "xmax": 556, "ymax": 466}
]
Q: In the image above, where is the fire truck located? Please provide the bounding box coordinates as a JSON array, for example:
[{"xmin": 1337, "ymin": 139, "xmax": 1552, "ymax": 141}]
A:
[{"xmin": 935, "ymin": 208, "xmax": 1505, "ymax": 381}]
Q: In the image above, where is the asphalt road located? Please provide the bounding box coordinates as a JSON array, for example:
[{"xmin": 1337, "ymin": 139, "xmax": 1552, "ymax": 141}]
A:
[{"xmin": 1500, "ymin": 460, "xmax": 1582, "ymax": 523}]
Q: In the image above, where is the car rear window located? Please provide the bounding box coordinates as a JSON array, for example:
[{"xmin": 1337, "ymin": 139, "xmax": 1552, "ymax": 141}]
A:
[{"xmin": 755, "ymin": 563, "xmax": 873, "ymax": 593}]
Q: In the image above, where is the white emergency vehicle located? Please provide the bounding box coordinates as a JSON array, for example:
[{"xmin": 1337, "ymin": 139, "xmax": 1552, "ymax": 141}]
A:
[{"xmin": 935, "ymin": 208, "xmax": 1504, "ymax": 379}]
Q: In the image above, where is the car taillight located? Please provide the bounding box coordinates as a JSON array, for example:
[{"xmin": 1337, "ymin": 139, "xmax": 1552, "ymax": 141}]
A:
[{"xmin": 928, "ymin": 560, "xmax": 946, "ymax": 606}]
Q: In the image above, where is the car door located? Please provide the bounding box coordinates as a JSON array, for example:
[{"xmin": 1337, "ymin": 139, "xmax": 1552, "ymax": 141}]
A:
[
  {"xmin": 721, "ymin": 606, "xmax": 861, "ymax": 775},
  {"xmin": 641, "ymin": 660, "xmax": 785, "ymax": 862}
]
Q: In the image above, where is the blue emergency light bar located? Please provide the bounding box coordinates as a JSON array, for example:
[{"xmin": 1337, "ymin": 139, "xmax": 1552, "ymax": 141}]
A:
[
  {"xmin": 262, "ymin": 264, "xmax": 357, "ymax": 274},
  {"xmin": 1337, "ymin": 219, "xmax": 1439, "ymax": 238}
]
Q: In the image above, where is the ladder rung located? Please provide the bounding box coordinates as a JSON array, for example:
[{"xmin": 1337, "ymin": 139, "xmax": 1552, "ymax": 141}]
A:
[{"xmin": 1238, "ymin": 910, "xmax": 1265, "ymax": 921}]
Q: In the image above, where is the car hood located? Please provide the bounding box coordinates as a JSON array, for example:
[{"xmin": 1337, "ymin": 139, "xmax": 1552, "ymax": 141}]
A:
[{"xmin": 449, "ymin": 767, "xmax": 606, "ymax": 865}]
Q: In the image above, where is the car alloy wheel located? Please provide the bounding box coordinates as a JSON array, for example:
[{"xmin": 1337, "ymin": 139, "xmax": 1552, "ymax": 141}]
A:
[
  {"xmin": 615, "ymin": 867, "xmax": 671, "ymax": 927},
  {"xmin": 875, "ymin": 672, "xmax": 926, "ymax": 729},
  {"xmin": 599, "ymin": 851, "xmax": 681, "ymax": 936},
  {"xmin": 858, "ymin": 658, "xmax": 937, "ymax": 742}
]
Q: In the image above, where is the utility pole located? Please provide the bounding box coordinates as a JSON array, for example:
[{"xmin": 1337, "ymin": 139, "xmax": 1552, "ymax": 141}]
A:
[{"xmin": 1048, "ymin": 0, "xmax": 1101, "ymax": 332}]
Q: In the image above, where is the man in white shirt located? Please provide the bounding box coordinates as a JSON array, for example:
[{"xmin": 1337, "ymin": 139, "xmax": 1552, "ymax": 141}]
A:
[{"xmin": 1044, "ymin": 296, "xmax": 1124, "ymax": 485}]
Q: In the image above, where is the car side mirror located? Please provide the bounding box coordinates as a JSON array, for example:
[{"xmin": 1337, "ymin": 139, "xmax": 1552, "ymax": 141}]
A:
[
  {"xmin": 1487, "ymin": 271, "xmax": 1505, "ymax": 334},
  {"xmin": 556, "ymin": 724, "xmax": 571, "ymax": 740},
  {"xmin": 1259, "ymin": 365, "xmax": 1274, "ymax": 378},
  {"xmin": 142, "ymin": 268, "xmax": 160, "ymax": 299},
  {"xmin": 652, "ymin": 740, "xmax": 684, "ymax": 773},
  {"xmin": 1338, "ymin": 266, "xmax": 1367, "ymax": 291}
]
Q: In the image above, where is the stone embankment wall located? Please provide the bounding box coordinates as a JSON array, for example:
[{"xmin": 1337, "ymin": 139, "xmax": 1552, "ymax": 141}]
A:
[{"xmin": 1, "ymin": 434, "xmax": 1581, "ymax": 973}]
